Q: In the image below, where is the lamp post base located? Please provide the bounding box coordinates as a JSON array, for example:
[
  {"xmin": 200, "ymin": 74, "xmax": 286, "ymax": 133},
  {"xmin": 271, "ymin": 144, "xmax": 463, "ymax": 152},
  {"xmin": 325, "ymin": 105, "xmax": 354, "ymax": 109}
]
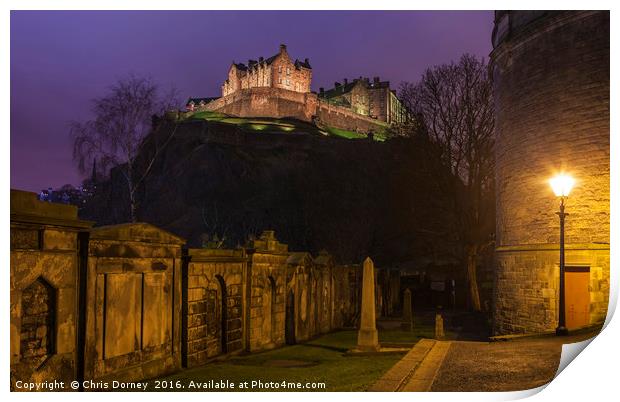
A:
[{"xmin": 556, "ymin": 326, "xmax": 569, "ymax": 336}]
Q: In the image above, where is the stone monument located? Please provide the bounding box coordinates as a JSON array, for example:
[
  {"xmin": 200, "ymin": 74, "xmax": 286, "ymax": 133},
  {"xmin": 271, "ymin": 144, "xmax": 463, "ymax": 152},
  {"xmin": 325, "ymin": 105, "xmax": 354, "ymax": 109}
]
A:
[
  {"xmin": 357, "ymin": 257, "xmax": 379, "ymax": 351},
  {"xmin": 402, "ymin": 288, "xmax": 413, "ymax": 331},
  {"xmin": 435, "ymin": 313, "xmax": 445, "ymax": 340}
]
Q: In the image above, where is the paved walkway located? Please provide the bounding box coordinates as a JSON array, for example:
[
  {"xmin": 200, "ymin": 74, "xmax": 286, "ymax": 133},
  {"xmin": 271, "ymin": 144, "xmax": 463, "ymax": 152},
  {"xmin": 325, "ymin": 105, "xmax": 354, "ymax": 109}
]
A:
[{"xmin": 371, "ymin": 328, "xmax": 599, "ymax": 392}]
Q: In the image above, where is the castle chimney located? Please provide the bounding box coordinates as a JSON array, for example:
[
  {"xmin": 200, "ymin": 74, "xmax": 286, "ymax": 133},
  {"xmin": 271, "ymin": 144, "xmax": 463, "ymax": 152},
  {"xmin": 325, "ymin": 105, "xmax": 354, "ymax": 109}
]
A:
[
  {"xmin": 305, "ymin": 58, "xmax": 309, "ymax": 64},
  {"xmin": 320, "ymin": 87, "xmax": 324, "ymax": 95},
  {"xmin": 344, "ymin": 78, "xmax": 348, "ymax": 85},
  {"xmin": 280, "ymin": 44, "xmax": 287, "ymax": 52},
  {"xmin": 259, "ymin": 56, "xmax": 264, "ymax": 62},
  {"xmin": 334, "ymin": 82, "xmax": 341, "ymax": 87},
  {"xmin": 374, "ymin": 76, "xmax": 380, "ymax": 83}
]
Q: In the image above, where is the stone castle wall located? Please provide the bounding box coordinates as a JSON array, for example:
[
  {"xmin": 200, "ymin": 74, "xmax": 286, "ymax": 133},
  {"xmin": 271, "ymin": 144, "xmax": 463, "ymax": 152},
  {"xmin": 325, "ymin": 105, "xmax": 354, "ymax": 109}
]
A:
[
  {"xmin": 491, "ymin": 11, "xmax": 610, "ymax": 334},
  {"xmin": 207, "ymin": 87, "xmax": 317, "ymax": 122},
  {"xmin": 315, "ymin": 101, "xmax": 390, "ymax": 134},
  {"xmin": 203, "ymin": 87, "xmax": 389, "ymax": 134}
]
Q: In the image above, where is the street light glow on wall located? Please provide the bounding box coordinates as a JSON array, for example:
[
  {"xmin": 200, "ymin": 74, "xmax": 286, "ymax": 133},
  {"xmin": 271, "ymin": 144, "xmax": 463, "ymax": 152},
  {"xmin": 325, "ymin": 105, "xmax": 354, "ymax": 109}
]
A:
[
  {"xmin": 549, "ymin": 174, "xmax": 575, "ymax": 197},
  {"xmin": 549, "ymin": 173, "xmax": 574, "ymax": 336}
]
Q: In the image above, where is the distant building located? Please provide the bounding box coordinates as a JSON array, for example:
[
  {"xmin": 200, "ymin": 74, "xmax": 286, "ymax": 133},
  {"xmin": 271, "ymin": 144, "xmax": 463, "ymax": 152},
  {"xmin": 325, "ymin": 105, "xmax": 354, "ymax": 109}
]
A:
[
  {"xmin": 38, "ymin": 184, "xmax": 91, "ymax": 208},
  {"xmin": 319, "ymin": 77, "xmax": 410, "ymax": 125}
]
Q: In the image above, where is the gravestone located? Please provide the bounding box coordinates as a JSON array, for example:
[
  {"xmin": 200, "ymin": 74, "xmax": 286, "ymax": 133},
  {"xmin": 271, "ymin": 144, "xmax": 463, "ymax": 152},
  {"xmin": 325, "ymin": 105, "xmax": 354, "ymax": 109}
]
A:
[
  {"xmin": 435, "ymin": 313, "xmax": 445, "ymax": 340},
  {"xmin": 357, "ymin": 257, "xmax": 379, "ymax": 351},
  {"xmin": 402, "ymin": 288, "xmax": 413, "ymax": 331}
]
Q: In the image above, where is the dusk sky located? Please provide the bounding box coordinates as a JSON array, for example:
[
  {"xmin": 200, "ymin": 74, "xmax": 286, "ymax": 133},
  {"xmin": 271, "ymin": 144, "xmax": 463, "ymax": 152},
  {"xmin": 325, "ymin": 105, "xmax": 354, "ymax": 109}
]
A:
[{"xmin": 10, "ymin": 10, "xmax": 494, "ymax": 192}]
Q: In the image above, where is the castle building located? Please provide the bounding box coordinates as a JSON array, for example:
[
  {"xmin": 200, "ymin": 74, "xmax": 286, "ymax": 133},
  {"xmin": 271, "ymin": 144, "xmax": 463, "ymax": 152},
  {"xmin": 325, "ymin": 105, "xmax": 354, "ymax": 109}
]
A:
[
  {"xmin": 491, "ymin": 11, "xmax": 609, "ymax": 335},
  {"xmin": 186, "ymin": 44, "xmax": 412, "ymax": 135},
  {"xmin": 222, "ymin": 44, "xmax": 312, "ymax": 97},
  {"xmin": 319, "ymin": 77, "xmax": 410, "ymax": 125}
]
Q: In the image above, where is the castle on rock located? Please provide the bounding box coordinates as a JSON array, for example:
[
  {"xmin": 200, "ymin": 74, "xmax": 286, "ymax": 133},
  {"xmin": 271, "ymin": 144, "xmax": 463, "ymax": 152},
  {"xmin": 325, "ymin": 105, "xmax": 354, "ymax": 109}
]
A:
[{"xmin": 187, "ymin": 44, "xmax": 410, "ymax": 134}]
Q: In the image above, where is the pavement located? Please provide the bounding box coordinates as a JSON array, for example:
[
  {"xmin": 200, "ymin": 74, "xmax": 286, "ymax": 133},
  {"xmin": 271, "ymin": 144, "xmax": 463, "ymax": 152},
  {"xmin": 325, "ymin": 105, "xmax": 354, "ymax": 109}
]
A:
[{"xmin": 370, "ymin": 327, "xmax": 600, "ymax": 392}]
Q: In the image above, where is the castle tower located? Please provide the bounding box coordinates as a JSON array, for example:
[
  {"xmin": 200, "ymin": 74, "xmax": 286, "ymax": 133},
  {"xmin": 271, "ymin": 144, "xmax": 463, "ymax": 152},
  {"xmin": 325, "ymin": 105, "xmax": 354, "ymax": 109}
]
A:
[{"xmin": 491, "ymin": 11, "xmax": 609, "ymax": 334}]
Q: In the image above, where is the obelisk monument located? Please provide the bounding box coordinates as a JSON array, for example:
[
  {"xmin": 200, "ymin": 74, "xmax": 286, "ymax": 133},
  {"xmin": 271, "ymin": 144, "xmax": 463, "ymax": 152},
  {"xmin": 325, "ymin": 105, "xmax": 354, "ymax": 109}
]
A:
[{"xmin": 357, "ymin": 257, "xmax": 379, "ymax": 351}]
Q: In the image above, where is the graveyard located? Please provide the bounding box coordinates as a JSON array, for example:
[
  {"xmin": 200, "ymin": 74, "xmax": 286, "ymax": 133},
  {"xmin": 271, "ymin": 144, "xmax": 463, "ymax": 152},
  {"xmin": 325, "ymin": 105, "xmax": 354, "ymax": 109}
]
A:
[{"xmin": 9, "ymin": 9, "xmax": 609, "ymax": 393}]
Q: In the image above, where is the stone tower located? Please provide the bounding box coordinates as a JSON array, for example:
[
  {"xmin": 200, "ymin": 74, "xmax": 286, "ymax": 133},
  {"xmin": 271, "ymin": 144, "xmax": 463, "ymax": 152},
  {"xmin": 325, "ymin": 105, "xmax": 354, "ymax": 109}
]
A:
[{"xmin": 491, "ymin": 11, "xmax": 609, "ymax": 335}]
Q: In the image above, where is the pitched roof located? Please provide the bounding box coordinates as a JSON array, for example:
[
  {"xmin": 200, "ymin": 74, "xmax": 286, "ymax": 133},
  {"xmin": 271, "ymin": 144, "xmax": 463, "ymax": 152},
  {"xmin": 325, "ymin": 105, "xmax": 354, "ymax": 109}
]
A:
[
  {"xmin": 294, "ymin": 59, "xmax": 312, "ymax": 69},
  {"xmin": 320, "ymin": 77, "xmax": 392, "ymax": 99},
  {"xmin": 233, "ymin": 46, "xmax": 312, "ymax": 73},
  {"xmin": 320, "ymin": 80, "xmax": 360, "ymax": 99},
  {"xmin": 233, "ymin": 62, "xmax": 248, "ymax": 71},
  {"xmin": 314, "ymin": 250, "xmax": 334, "ymax": 266},
  {"xmin": 287, "ymin": 252, "xmax": 312, "ymax": 265}
]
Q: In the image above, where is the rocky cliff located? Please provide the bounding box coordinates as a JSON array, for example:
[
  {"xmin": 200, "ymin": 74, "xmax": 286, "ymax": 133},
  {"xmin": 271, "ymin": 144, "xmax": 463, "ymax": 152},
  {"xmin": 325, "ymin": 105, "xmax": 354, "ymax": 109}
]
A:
[{"xmin": 82, "ymin": 118, "xmax": 459, "ymax": 266}]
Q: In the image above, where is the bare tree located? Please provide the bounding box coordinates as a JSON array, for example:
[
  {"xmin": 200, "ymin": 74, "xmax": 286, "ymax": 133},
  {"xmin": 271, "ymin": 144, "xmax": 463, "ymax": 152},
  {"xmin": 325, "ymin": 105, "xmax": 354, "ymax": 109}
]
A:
[
  {"xmin": 71, "ymin": 75, "xmax": 179, "ymax": 222},
  {"xmin": 400, "ymin": 54, "xmax": 495, "ymax": 311}
]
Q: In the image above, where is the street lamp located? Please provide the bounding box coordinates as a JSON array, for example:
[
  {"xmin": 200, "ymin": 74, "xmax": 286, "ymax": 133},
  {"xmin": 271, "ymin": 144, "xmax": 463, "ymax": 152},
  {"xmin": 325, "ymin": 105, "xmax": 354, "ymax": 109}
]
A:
[{"xmin": 549, "ymin": 173, "xmax": 575, "ymax": 336}]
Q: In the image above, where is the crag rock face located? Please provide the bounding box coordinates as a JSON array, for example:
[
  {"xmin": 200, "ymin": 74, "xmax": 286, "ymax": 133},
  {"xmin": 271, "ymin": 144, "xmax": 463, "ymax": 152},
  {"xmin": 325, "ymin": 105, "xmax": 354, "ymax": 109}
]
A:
[
  {"xmin": 85, "ymin": 120, "xmax": 459, "ymax": 267},
  {"xmin": 491, "ymin": 11, "xmax": 610, "ymax": 334}
]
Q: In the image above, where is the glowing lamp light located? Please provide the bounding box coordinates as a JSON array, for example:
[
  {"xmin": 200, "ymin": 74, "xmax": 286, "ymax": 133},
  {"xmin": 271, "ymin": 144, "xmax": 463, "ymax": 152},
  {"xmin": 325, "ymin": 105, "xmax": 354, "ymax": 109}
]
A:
[{"xmin": 549, "ymin": 174, "xmax": 575, "ymax": 197}]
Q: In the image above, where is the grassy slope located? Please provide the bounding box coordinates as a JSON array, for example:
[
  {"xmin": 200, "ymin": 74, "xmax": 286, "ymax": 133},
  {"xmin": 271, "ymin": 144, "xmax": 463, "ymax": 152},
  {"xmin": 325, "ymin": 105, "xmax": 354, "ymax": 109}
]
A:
[{"xmin": 189, "ymin": 110, "xmax": 387, "ymax": 141}]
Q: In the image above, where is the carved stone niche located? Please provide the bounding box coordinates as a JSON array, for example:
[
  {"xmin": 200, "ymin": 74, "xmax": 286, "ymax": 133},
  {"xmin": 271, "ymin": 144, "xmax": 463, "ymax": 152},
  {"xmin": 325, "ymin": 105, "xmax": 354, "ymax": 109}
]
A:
[{"xmin": 20, "ymin": 277, "xmax": 56, "ymax": 367}]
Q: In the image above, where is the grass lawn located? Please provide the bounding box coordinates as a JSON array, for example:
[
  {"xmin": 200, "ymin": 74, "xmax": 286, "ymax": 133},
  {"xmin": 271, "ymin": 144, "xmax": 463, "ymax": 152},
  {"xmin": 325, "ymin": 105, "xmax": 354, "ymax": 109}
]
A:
[
  {"xmin": 324, "ymin": 126, "xmax": 367, "ymax": 139},
  {"xmin": 188, "ymin": 110, "xmax": 389, "ymax": 142},
  {"xmin": 151, "ymin": 329, "xmax": 421, "ymax": 392}
]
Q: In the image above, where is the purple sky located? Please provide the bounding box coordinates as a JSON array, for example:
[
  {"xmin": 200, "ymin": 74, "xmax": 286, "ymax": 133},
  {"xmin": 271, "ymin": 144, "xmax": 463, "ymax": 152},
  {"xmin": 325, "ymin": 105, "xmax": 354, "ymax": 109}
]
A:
[{"xmin": 11, "ymin": 10, "xmax": 493, "ymax": 192}]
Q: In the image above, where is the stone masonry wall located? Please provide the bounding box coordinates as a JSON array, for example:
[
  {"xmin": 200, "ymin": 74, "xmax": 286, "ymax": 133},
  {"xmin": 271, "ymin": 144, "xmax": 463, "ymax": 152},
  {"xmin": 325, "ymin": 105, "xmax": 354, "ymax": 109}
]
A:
[
  {"xmin": 10, "ymin": 191, "xmax": 362, "ymax": 386},
  {"xmin": 316, "ymin": 102, "xmax": 389, "ymax": 134},
  {"xmin": 207, "ymin": 87, "xmax": 317, "ymax": 122},
  {"xmin": 246, "ymin": 231, "xmax": 289, "ymax": 352},
  {"xmin": 286, "ymin": 254, "xmax": 361, "ymax": 344},
  {"xmin": 491, "ymin": 11, "xmax": 610, "ymax": 334},
  {"xmin": 203, "ymin": 87, "xmax": 389, "ymax": 135},
  {"xmin": 183, "ymin": 248, "xmax": 247, "ymax": 367},
  {"xmin": 83, "ymin": 223, "xmax": 184, "ymax": 382},
  {"xmin": 10, "ymin": 190, "xmax": 93, "ymax": 390}
]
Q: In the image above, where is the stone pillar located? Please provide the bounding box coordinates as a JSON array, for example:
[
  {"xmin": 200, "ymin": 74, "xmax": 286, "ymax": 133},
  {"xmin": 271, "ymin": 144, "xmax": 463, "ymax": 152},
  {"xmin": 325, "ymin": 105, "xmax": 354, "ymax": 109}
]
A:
[
  {"xmin": 435, "ymin": 313, "xmax": 445, "ymax": 340},
  {"xmin": 402, "ymin": 288, "xmax": 413, "ymax": 331},
  {"xmin": 357, "ymin": 257, "xmax": 379, "ymax": 351}
]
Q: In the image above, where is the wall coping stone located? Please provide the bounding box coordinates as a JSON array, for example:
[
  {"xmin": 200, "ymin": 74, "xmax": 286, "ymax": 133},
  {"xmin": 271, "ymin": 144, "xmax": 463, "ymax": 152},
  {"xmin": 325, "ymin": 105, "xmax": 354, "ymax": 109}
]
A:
[
  {"xmin": 90, "ymin": 222, "xmax": 186, "ymax": 245},
  {"xmin": 11, "ymin": 189, "xmax": 94, "ymax": 229}
]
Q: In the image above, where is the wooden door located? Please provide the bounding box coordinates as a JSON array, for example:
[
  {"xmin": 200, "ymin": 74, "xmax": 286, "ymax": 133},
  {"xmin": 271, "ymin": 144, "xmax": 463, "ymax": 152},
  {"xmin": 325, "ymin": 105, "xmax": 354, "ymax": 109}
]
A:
[{"xmin": 565, "ymin": 267, "xmax": 590, "ymax": 330}]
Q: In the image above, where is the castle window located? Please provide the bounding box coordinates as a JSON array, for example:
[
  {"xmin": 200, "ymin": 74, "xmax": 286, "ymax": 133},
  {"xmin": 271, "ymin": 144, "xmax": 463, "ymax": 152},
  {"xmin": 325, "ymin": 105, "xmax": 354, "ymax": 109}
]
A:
[
  {"xmin": 286, "ymin": 67, "xmax": 290, "ymax": 75},
  {"xmin": 278, "ymin": 66, "xmax": 282, "ymax": 73},
  {"xmin": 278, "ymin": 78, "xmax": 282, "ymax": 84}
]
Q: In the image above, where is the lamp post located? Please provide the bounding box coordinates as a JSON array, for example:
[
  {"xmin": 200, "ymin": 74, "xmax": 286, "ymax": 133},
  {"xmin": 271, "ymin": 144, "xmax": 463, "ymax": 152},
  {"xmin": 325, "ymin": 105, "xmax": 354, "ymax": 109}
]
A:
[{"xmin": 549, "ymin": 174, "xmax": 575, "ymax": 336}]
